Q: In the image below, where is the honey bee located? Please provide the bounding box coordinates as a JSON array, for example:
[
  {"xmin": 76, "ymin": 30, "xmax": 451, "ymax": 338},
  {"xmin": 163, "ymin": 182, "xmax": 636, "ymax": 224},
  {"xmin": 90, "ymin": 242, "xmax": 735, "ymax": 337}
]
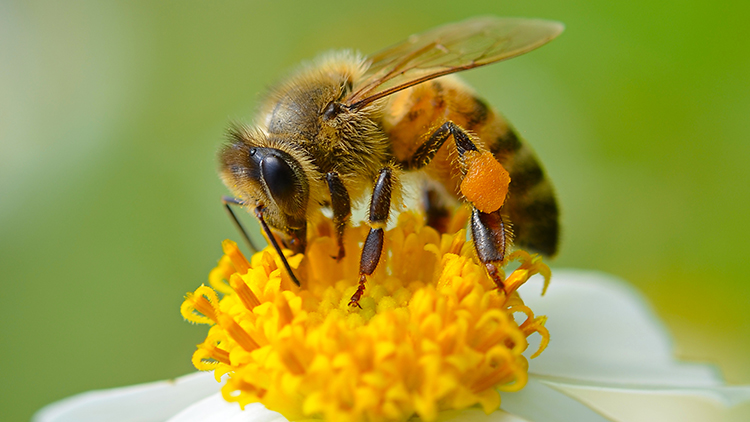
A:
[{"xmin": 220, "ymin": 17, "xmax": 562, "ymax": 306}]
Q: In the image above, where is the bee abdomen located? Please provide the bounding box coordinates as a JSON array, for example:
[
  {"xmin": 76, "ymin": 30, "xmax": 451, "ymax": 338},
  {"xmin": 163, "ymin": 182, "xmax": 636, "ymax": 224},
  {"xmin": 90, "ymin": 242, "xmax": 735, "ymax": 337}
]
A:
[
  {"xmin": 507, "ymin": 177, "xmax": 559, "ymax": 256},
  {"xmin": 465, "ymin": 96, "xmax": 490, "ymax": 130},
  {"xmin": 489, "ymin": 127, "xmax": 522, "ymax": 157},
  {"xmin": 496, "ymin": 131, "xmax": 559, "ymax": 256},
  {"xmin": 382, "ymin": 78, "xmax": 559, "ymax": 256}
]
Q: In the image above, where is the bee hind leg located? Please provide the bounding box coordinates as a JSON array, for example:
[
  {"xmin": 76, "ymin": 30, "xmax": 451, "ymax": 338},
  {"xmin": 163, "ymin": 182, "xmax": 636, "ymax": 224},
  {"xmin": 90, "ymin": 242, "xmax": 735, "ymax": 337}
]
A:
[
  {"xmin": 350, "ymin": 167, "xmax": 394, "ymax": 308},
  {"xmin": 471, "ymin": 207, "xmax": 513, "ymax": 291},
  {"xmin": 400, "ymin": 121, "xmax": 480, "ymax": 170},
  {"xmin": 400, "ymin": 121, "xmax": 515, "ymax": 289}
]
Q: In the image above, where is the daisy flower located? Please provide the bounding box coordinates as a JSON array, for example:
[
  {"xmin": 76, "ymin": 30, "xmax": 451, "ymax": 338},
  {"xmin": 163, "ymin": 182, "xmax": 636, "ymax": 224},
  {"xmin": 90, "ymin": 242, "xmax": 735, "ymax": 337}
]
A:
[{"xmin": 34, "ymin": 211, "xmax": 750, "ymax": 422}]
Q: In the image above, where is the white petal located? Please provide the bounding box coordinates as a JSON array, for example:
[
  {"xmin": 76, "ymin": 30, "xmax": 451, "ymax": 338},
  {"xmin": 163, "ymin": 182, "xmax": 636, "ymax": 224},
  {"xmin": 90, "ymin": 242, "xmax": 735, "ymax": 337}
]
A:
[
  {"xmin": 166, "ymin": 393, "xmax": 288, "ymax": 422},
  {"xmin": 433, "ymin": 408, "xmax": 530, "ymax": 422},
  {"xmin": 33, "ymin": 372, "xmax": 220, "ymax": 422},
  {"xmin": 500, "ymin": 378, "xmax": 612, "ymax": 422},
  {"xmin": 166, "ymin": 394, "xmax": 534, "ymax": 422},
  {"xmin": 538, "ymin": 378, "xmax": 750, "ymax": 422},
  {"xmin": 518, "ymin": 270, "xmax": 723, "ymax": 386}
]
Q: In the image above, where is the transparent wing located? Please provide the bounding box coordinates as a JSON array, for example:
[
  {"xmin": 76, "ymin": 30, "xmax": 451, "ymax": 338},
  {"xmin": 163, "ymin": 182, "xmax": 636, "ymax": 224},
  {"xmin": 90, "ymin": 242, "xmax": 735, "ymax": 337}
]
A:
[{"xmin": 345, "ymin": 17, "xmax": 563, "ymax": 109}]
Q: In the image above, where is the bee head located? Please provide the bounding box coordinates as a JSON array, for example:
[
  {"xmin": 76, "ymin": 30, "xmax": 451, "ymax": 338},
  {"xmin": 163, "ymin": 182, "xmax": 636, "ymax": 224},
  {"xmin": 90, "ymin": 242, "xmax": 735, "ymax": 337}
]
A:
[{"xmin": 219, "ymin": 125, "xmax": 310, "ymax": 233}]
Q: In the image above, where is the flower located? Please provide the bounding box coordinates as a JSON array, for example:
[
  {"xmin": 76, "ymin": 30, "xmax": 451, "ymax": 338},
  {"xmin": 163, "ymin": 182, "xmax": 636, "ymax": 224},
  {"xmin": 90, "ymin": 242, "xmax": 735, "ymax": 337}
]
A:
[
  {"xmin": 34, "ymin": 212, "xmax": 750, "ymax": 422},
  {"xmin": 180, "ymin": 210, "xmax": 550, "ymax": 422}
]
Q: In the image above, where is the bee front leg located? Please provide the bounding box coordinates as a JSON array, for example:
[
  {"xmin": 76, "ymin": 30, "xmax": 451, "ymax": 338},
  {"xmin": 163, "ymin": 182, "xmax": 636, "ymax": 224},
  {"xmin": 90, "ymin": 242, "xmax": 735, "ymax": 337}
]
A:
[
  {"xmin": 220, "ymin": 196, "xmax": 302, "ymax": 287},
  {"xmin": 253, "ymin": 206, "xmax": 302, "ymax": 287},
  {"xmin": 350, "ymin": 167, "xmax": 394, "ymax": 308},
  {"xmin": 326, "ymin": 172, "xmax": 352, "ymax": 261},
  {"xmin": 222, "ymin": 196, "xmax": 258, "ymax": 253}
]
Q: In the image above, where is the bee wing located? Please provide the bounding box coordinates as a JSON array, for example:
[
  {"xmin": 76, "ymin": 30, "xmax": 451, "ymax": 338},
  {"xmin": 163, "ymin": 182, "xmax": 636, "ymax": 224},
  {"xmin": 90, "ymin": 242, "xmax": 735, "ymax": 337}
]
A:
[{"xmin": 345, "ymin": 17, "xmax": 563, "ymax": 109}]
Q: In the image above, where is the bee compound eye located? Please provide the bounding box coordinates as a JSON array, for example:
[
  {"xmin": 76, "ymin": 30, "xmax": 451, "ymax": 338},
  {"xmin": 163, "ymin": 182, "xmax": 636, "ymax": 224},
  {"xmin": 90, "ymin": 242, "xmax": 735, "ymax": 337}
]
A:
[{"xmin": 260, "ymin": 155, "xmax": 298, "ymax": 209}]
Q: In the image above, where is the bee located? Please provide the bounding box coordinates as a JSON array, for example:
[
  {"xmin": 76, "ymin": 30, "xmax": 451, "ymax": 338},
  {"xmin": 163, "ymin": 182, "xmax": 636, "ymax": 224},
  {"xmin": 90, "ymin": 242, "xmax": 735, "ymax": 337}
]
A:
[{"xmin": 219, "ymin": 17, "xmax": 562, "ymax": 306}]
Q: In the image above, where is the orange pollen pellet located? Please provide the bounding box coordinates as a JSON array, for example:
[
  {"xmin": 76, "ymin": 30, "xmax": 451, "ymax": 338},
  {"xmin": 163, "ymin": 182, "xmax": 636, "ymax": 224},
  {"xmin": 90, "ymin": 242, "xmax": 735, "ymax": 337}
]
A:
[{"xmin": 460, "ymin": 151, "xmax": 510, "ymax": 213}]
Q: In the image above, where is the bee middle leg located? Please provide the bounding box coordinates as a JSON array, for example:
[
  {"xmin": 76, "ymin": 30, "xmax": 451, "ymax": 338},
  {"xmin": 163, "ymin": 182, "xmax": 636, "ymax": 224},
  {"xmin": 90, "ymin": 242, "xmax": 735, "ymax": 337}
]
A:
[
  {"xmin": 350, "ymin": 166, "xmax": 394, "ymax": 308},
  {"xmin": 402, "ymin": 121, "xmax": 512, "ymax": 289},
  {"xmin": 422, "ymin": 184, "xmax": 453, "ymax": 234}
]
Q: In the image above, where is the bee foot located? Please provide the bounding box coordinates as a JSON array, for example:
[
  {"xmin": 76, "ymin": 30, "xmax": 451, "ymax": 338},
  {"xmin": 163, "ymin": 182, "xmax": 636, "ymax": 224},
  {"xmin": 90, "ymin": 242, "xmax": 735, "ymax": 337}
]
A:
[
  {"xmin": 348, "ymin": 275, "xmax": 367, "ymax": 308},
  {"xmin": 485, "ymin": 263, "xmax": 506, "ymax": 292},
  {"xmin": 330, "ymin": 247, "xmax": 346, "ymax": 262}
]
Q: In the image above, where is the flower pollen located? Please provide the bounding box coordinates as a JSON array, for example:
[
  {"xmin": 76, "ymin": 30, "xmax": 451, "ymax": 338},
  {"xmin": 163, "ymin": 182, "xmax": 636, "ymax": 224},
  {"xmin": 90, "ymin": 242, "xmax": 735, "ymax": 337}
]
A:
[{"xmin": 182, "ymin": 210, "xmax": 550, "ymax": 422}]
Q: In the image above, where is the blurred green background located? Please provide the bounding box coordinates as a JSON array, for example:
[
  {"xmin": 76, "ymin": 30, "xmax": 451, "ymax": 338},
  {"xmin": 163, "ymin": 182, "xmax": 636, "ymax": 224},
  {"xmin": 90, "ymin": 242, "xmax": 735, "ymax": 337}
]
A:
[{"xmin": 2, "ymin": 1, "xmax": 749, "ymax": 420}]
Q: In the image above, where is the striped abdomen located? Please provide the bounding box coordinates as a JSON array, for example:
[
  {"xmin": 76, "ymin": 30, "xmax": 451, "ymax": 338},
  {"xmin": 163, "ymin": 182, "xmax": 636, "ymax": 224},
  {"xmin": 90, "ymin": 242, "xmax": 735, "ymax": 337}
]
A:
[{"xmin": 381, "ymin": 76, "xmax": 559, "ymax": 256}]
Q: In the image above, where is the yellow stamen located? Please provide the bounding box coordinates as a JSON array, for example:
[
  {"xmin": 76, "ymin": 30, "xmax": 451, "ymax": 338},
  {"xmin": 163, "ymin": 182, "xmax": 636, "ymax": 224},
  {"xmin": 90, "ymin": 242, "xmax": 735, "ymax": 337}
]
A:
[
  {"xmin": 217, "ymin": 314, "xmax": 260, "ymax": 352},
  {"xmin": 222, "ymin": 239, "xmax": 250, "ymax": 273},
  {"xmin": 182, "ymin": 211, "xmax": 551, "ymax": 422},
  {"xmin": 193, "ymin": 332, "xmax": 231, "ymax": 368},
  {"xmin": 229, "ymin": 273, "xmax": 261, "ymax": 310},
  {"xmin": 180, "ymin": 285, "xmax": 219, "ymax": 324}
]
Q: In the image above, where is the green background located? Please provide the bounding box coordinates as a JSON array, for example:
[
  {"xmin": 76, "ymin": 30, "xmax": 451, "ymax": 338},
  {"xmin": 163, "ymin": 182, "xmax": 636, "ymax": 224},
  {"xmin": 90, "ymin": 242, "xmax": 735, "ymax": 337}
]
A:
[{"xmin": 2, "ymin": 1, "xmax": 748, "ymax": 421}]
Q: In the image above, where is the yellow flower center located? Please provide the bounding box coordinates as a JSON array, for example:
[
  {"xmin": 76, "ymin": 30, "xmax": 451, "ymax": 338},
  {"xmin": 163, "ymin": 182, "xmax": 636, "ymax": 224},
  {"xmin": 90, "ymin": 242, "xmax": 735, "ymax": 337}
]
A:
[{"xmin": 181, "ymin": 209, "xmax": 550, "ymax": 422}]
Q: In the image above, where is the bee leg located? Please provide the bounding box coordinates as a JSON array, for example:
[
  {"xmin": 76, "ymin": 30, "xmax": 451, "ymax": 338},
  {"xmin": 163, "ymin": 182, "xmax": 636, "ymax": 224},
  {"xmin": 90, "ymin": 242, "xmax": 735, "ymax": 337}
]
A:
[
  {"xmin": 402, "ymin": 121, "xmax": 514, "ymax": 288},
  {"xmin": 222, "ymin": 196, "xmax": 258, "ymax": 253},
  {"xmin": 283, "ymin": 223, "xmax": 307, "ymax": 255},
  {"xmin": 471, "ymin": 207, "xmax": 512, "ymax": 290},
  {"xmin": 326, "ymin": 172, "xmax": 352, "ymax": 261},
  {"xmin": 423, "ymin": 185, "xmax": 452, "ymax": 234},
  {"xmin": 400, "ymin": 121, "xmax": 479, "ymax": 170},
  {"xmin": 222, "ymin": 196, "xmax": 302, "ymax": 286},
  {"xmin": 253, "ymin": 206, "xmax": 302, "ymax": 287},
  {"xmin": 350, "ymin": 167, "xmax": 394, "ymax": 308}
]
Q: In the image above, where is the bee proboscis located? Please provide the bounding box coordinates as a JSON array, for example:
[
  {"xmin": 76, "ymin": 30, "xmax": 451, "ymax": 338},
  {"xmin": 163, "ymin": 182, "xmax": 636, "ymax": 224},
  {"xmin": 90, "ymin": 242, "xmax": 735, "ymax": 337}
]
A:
[{"xmin": 220, "ymin": 17, "xmax": 562, "ymax": 306}]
